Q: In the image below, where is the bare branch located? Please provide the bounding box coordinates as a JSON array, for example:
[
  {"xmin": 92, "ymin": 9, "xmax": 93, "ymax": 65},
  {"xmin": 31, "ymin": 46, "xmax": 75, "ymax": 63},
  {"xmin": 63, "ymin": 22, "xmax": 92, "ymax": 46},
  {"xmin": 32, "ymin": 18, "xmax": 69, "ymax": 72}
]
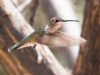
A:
[
  {"xmin": 17, "ymin": 0, "xmax": 33, "ymax": 12},
  {"xmin": 10, "ymin": 0, "xmax": 19, "ymax": 7},
  {"xmin": 28, "ymin": 0, "xmax": 39, "ymax": 26}
]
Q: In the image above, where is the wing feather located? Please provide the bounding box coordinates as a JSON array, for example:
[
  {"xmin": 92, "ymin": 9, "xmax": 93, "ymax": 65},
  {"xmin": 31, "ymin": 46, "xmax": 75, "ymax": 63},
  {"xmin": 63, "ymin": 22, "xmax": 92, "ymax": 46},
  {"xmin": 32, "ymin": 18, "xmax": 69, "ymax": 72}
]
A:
[{"xmin": 36, "ymin": 31, "xmax": 86, "ymax": 47}]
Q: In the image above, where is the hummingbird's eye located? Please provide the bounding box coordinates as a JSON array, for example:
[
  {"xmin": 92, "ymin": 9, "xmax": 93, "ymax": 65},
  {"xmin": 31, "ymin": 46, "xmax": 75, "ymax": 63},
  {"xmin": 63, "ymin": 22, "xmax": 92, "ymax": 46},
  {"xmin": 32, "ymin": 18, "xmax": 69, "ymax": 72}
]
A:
[{"xmin": 55, "ymin": 20, "xmax": 59, "ymax": 22}]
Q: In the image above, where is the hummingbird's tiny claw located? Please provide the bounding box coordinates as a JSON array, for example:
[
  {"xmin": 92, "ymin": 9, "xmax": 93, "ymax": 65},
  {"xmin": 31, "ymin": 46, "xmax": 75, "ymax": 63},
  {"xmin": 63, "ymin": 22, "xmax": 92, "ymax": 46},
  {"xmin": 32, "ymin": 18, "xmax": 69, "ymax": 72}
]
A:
[{"xmin": 33, "ymin": 44, "xmax": 36, "ymax": 48}]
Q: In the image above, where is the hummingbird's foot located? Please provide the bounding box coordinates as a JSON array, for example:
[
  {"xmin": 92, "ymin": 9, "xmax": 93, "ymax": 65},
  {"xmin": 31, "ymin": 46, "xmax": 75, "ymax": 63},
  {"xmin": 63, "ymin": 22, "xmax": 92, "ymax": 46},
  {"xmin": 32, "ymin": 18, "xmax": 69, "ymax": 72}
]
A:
[
  {"xmin": 32, "ymin": 44, "xmax": 43, "ymax": 64},
  {"xmin": 33, "ymin": 44, "xmax": 36, "ymax": 48}
]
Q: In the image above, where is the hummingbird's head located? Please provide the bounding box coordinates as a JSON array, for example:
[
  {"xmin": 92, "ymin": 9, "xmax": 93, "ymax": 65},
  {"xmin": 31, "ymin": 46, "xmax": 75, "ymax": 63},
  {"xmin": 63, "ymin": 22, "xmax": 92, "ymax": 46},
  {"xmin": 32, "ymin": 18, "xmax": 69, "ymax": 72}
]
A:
[
  {"xmin": 49, "ymin": 17, "xmax": 65, "ymax": 25},
  {"xmin": 49, "ymin": 17, "xmax": 79, "ymax": 26},
  {"xmin": 46, "ymin": 17, "xmax": 79, "ymax": 33}
]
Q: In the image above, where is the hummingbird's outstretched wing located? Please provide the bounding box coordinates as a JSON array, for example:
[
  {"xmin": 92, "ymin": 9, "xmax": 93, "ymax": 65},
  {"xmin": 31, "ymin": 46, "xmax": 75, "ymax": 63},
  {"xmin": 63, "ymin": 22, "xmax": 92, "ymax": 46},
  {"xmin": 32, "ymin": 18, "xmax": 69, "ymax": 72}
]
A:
[{"xmin": 37, "ymin": 31, "xmax": 86, "ymax": 47}]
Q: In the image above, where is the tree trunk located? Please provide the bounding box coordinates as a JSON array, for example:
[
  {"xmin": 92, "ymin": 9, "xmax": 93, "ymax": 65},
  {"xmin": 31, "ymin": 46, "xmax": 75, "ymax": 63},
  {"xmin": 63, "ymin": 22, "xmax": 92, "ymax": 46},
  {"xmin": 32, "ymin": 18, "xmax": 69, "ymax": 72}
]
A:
[
  {"xmin": 73, "ymin": 0, "xmax": 100, "ymax": 75},
  {"xmin": 0, "ymin": 0, "xmax": 67, "ymax": 75}
]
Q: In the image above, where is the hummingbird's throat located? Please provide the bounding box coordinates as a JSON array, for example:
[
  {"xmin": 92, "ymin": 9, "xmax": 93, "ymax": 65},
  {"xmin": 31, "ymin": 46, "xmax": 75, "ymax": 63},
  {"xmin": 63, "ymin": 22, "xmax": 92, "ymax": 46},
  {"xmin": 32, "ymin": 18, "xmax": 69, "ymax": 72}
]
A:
[{"xmin": 45, "ymin": 22, "xmax": 63, "ymax": 33}]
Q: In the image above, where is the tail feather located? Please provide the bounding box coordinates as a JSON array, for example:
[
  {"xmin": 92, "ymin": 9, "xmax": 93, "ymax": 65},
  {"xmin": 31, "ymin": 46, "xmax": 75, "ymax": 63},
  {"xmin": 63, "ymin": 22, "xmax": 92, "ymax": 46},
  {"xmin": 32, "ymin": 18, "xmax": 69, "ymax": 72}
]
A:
[{"xmin": 8, "ymin": 42, "xmax": 25, "ymax": 52}]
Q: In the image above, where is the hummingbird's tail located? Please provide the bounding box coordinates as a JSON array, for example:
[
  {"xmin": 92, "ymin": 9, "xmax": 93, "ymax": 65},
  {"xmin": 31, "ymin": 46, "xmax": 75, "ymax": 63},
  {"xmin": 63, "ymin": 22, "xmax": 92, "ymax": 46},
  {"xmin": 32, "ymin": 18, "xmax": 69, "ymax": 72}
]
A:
[
  {"xmin": 8, "ymin": 42, "xmax": 25, "ymax": 52},
  {"xmin": 8, "ymin": 37, "xmax": 36, "ymax": 52},
  {"xmin": 8, "ymin": 37, "xmax": 28, "ymax": 52}
]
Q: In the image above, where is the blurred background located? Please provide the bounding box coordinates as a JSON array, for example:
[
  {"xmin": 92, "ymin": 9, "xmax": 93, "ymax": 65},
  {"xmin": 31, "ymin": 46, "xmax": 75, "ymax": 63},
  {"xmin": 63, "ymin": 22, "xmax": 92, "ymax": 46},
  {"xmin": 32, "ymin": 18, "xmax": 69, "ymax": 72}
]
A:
[{"xmin": 0, "ymin": 0, "xmax": 85, "ymax": 75}]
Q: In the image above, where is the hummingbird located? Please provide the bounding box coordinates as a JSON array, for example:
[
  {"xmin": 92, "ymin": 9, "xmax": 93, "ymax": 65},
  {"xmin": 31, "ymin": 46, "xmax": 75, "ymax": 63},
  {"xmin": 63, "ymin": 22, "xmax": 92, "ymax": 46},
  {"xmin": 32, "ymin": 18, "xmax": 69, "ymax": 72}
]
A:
[{"xmin": 8, "ymin": 17, "xmax": 86, "ymax": 52}]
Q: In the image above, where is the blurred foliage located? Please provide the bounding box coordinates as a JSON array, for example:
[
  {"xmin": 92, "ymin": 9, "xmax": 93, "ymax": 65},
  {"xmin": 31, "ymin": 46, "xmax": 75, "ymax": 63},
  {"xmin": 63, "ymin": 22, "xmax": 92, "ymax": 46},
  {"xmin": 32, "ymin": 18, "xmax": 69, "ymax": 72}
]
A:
[
  {"xmin": 70, "ymin": 0, "xmax": 85, "ymax": 25},
  {"xmin": 71, "ymin": 0, "xmax": 85, "ymax": 13},
  {"xmin": 0, "ymin": 65, "xmax": 7, "ymax": 75}
]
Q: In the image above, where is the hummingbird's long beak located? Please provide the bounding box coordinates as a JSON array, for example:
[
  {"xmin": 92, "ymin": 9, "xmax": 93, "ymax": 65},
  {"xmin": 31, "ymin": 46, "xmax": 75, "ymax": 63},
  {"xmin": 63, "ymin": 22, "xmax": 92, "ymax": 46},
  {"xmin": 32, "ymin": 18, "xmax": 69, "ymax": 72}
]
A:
[{"xmin": 62, "ymin": 20, "xmax": 79, "ymax": 22}]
